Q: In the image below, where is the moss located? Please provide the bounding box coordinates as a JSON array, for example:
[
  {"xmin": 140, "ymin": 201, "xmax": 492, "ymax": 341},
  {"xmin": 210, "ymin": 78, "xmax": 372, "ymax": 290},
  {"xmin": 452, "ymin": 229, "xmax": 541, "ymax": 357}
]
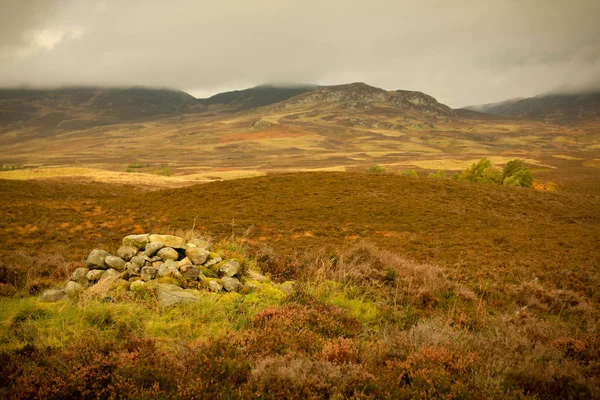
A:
[
  {"xmin": 128, "ymin": 277, "xmax": 142, "ymax": 283},
  {"xmin": 218, "ymin": 292, "xmax": 243, "ymax": 304},
  {"xmin": 200, "ymin": 265, "xmax": 218, "ymax": 278},
  {"xmin": 158, "ymin": 277, "xmax": 182, "ymax": 287}
]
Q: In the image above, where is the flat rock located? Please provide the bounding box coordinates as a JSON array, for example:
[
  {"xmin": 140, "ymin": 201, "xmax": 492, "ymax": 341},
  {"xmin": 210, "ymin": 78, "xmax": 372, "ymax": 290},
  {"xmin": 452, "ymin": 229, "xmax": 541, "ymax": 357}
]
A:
[
  {"xmin": 186, "ymin": 247, "xmax": 209, "ymax": 265},
  {"xmin": 149, "ymin": 234, "xmax": 187, "ymax": 250},
  {"xmin": 143, "ymin": 242, "xmax": 164, "ymax": 257},
  {"xmin": 157, "ymin": 247, "xmax": 179, "ymax": 261},
  {"xmin": 86, "ymin": 269, "xmax": 106, "ymax": 281},
  {"xmin": 86, "ymin": 249, "xmax": 111, "ymax": 270},
  {"xmin": 122, "ymin": 234, "xmax": 150, "ymax": 250},
  {"xmin": 39, "ymin": 288, "xmax": 66, "ymax": 302},
  {"xmin": 220, "ymin": 276, "xmax": 243, "ymax": 292},
  {"xmin": 117, "ymin": 246, "xmax": 137, "ymax": 261},
  {"xmin": 105, "ymin": 256, "xmax": 126, "ymax": 271},
  {"xmin": 219, "ymin": 260, "xmax": 241, "ymax": 277},
  {"xmin": 157, "ymin": 284, "xmax": 199, "ymax": 307}
]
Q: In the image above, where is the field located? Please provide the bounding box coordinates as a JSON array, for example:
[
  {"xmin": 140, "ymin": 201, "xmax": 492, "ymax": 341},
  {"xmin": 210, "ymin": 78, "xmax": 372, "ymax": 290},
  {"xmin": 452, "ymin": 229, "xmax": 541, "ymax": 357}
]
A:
[{"xmin": 1, "ymin": 161, "xmax": 600, "ymax": 398}]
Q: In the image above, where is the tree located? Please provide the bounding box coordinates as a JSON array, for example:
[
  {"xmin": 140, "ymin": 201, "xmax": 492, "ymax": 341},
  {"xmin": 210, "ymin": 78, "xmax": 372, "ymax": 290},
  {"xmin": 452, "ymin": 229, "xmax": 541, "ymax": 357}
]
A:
[
  {"xmin": 428, "ymin": 169, "xmax": 446, "ymax": 179},
  {"xmin": 460, "ymin": 158, "xmax": 502, "ymax": 184},
  {"xmin": 503, "ymin": 159, "xmax": 533, "ymax": 188}
]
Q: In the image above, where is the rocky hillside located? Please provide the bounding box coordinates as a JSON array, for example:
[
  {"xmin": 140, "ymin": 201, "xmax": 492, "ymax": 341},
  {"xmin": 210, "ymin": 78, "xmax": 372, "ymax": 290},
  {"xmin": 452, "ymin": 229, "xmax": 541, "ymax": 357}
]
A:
[{"xmin": 464, "ymin": 91, "xmax": 600, "ymax": 122}]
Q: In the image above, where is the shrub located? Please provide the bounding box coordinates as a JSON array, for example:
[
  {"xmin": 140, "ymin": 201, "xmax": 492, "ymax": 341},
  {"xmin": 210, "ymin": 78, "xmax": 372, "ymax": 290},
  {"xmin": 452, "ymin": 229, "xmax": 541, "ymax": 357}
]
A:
[
  {"xmin": 365, "ymin": 165, "xmax": 385, "ymax": 174},
  {"xmin": 459, "ymin": 158, "xmax": 503, "ymax": 184},
  {"xmin": 428, "ymin": 169, "xmax": 446, "ymax": 179},
  {"xmin": 503, "ymin": 159, "xmax": 533, "ymax": 188},
  {"xmin": 399, "ymin": 169, "xmax": 418, "ymax": 178}
]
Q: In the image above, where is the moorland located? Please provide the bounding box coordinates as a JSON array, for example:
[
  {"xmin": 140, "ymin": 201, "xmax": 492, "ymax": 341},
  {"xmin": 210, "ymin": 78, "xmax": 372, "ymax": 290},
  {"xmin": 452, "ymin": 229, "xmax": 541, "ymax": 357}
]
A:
[{"xmin": 0, "ymin": 83, "xmax": 599, "ymax": 399}]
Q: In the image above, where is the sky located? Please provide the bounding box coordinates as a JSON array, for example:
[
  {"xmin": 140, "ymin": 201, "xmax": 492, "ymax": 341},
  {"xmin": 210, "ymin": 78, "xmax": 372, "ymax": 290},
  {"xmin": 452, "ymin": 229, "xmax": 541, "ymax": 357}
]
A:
[{"xmin": 0, "ymin": 0, "xmax": 599, "ymax": 108}]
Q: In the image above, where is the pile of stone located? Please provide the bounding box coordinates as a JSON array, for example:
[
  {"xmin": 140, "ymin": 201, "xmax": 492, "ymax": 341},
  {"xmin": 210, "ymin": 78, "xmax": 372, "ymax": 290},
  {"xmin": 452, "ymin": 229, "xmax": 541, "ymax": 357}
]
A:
[{"xmin": 40, "ymin": 233, "xmax": 284, "ymax": 306}]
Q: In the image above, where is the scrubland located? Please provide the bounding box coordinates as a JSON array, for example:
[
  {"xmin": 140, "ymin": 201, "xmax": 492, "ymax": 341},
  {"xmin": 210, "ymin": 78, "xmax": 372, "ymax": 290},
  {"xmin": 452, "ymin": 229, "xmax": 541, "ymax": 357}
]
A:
[{"xmin": 0, "ymin": 166, "xmax": 599, "ymax": 399}]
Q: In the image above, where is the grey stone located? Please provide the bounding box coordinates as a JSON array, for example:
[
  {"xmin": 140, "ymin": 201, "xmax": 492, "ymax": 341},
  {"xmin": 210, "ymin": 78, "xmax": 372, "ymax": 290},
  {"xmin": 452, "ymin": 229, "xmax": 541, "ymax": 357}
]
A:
[
  {"xmin": 105, "ymin": 256, "xmax": 126, "ymax": 271},
  {"xmin": 39, "ymin": 288, "xmax": 65, "ymax": 302},
  {"xmin": 204, "ymin": 255, "xmax": 222, "ymax": 268},
  {"xmin": 178, "ymin": 257, "xmax": 193, "ymax": 267},
  {"xmin": 219, "ymin": 260, "xmax": 241, "ymax": 277},
  {"xmin": 143, "ymin": 242, "xmax": 164, "ymax": 257},
  {"xmin": 122, "ymin": 234, "xmax": 150, "ymax": 250},
  {"xmin": 100, "ymin": 269, "xmax": 121, "ymax": 281},
  {"xmin": 65, "ymin": 281, "xmax": 84, "ymax": 295},
  {"xmin": 158, "ymin": 260, "xmax": 182, "ymax": 278},
  {"xmin": 149, "ymin": 234, "xmax": 187, "ymax": 250},
  {"xmin": 157, "ymin": 247, "xmax": 179, "ymax": 261},
  {"xmin": 220, "ymin": 276, "xmax": 243, "ymax": 292},
  {"xmin": 124, "ymin": 262, "xmax": 141, "ymax": 278},
  {"xmin": 207, "ymin": 280, "xmax": 223, "ymax": 292},
  {"xmin": 141, "ymin": 266, "xmax": 157, "ymax": 282},
  {"xmin": 86, "ymin": 269, "xmax": 106, "ymax": 281},
  {"xmin": 157, "ymin": 284, "xmax": 199, "ymax": 307},
  {"xmin": 186, "ymin": 247, "xmax": 209, "ymax": 265},
  {"xmin": 180, "ymin": 264, "xmax": 200, "ymax": 281},
  {"xmin": 85, "ymin": 249, "xmax": 111, "ymax": 270},
  {"xmin": 70, "ymin": 267, "xmax": 89, "ymax": 285},
  {"xmin": 130, "ymin": 255, "xmax": 147, "ymax": 267},
  {"xmin": 117, "ymin": 246, "xmax": 137, "ymax": 261}
]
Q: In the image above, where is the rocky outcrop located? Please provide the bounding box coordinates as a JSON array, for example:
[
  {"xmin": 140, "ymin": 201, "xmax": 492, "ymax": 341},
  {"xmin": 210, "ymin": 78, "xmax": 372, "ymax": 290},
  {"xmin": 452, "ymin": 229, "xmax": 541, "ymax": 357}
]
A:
[{"xmin": 40, "ymin": 232, "xmax": 292, "ymax": 307}]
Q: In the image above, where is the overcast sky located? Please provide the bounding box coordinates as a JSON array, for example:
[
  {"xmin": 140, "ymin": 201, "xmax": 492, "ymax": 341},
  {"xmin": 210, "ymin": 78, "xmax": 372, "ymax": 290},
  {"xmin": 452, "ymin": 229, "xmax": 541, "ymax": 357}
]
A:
[{"xmin": 0, "ymin": 0, "xmax": 599, "ymax": 107}]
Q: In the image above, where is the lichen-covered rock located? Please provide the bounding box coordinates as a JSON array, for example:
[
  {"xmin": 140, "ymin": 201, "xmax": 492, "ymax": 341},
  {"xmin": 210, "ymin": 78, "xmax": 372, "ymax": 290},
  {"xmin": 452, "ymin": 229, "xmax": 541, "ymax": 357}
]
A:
[
  {"xmin": 100, "ymin": 269, "xmax": 121, "ymax": 281},
  {"xmin": 86, "ymin": 269, "xmax": 105, "ymax": 281},
  {"xmin": 141, "ymin": 266, "xmax": 157, "ymax": 282},
  {"xmin": 130, "ymin": 280, "xmax": 146, "ymax": 291},
  {"xmin": 143, "ymin": 242, "xmax": 164, "ymax": 257},
  {"xmin": 130, "ymin": 255, "xmax": 147, "ymax": 267},
  {"xmin": 122, "ymin": 234, "xmax": 150, "ymax": 250},
  {"xmin": 178, "ymin": 257, "xmax": 192, "ymax": 267},
  {"xmin": 105, "ymin": 256, "xmax": 126, "ymax": 271},
  {"xmin": 65, "ymin": 281, "xmax": 84, "ymax": 295},
  {"xmin": 117, "ymin": 246, "xmax": 137, "ymax": 261},
  {"xmin": 157, "ymin": 283, "xmax": 199, "ymax": 307},
  {"xmin": 180, "ymin": 264, "xmax": 200, "ymax": 281},
  {"xmin": 205, "ymin": 279, "xmax": 223, "ymax": 292},
  {"xmin": 186, "ymin": 247, "xmax": 209, "ymax": 265},
  {"xmin": 124, "ymin": 262, "xmax": 141, "ymax": 278},
  {"xmin": 204, "ymin": 253, "xmax": 222, "ymax": 268},
  {"xmin": 187, "ymin": 238, "xmax": 211, "ymax": 250},
  {"xmin": 86, "ymin": 249, "xmax": 111, "ymax": 270},
  {"xmin": 157, "ymin": 247, "xmax": 179, "ymax": 261},
  {"xmin": 243, "ymin": 281, "xmax": 261, "ymax": 293},
  {"xmin": 39, "ymin": 288, "xmax": 65, "ymax": 302},
  {"xmin": 279, "ymin": 281, "xmax": 296, "ymax": 296},
  {"xmin": 70, "ymin": 267, "xmax": 89, "ymax": 285},
  {"xmin": 149, "ymin": 234, "xmax": 187, "ymax": 250},
  {"xmin": 220, "ymin": 276, "xmax": 243, "ymax": 292},
  {"xmin": 219, "ymin": 260, "xmax": 241, "ymax": 277}
]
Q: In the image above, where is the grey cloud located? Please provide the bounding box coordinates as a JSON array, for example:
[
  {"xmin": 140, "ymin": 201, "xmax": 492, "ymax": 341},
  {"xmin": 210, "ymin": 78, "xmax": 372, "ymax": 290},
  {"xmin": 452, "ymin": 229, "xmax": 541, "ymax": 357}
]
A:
[{"xmin": 0, "ymin": 0, "xmax": 599, "ymax": 107}]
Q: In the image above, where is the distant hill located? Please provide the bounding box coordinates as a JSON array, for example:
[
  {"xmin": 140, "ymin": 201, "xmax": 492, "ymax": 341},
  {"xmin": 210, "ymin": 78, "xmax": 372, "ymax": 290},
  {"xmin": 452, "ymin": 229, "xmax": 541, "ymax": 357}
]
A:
[
  {"xmin": 0, "ymin": 87, "xmax": 195, "ymax": 133},
  {"xmin": 464, "ymin": 91, "xmax": 600, "ymax": 122}
]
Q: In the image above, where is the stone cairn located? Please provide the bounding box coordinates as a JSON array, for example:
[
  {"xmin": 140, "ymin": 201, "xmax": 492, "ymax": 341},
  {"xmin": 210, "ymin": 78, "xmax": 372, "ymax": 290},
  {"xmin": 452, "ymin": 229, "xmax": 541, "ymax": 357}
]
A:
[{"xmin": 40, "ymin": 233, "xmax": 288, "ymax": 306}]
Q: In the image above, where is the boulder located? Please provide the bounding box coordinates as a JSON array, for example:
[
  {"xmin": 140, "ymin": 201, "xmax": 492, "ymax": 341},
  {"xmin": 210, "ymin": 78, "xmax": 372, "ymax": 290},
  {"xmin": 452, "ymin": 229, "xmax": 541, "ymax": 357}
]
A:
[
  {"xmin": 70, "ymin": 267, "xmax": 89, "ymax": 285},
  {"xmin": 141, "ymin": 266, "xmax": 157, "ymax": 282},
  {"xmin": 150, "ymin": 256, "xmax": 162, "ymax": 263},
  {"xmin": 100, "ymin": 269, "xmax": 121, "ymax": 281},
  {"xmin": 157, "ymin": 247, "xmax": 179, "ymax": 261},
  {"xmin": 85, "ymin": 249, "xmax": 111, "ymax": 270},
  {"xmin": 122, "ymin": 234, "xmax": 150, "ymax": 250},
  {"xmin": 178, "ymin": 257, "xmax": 193, "ymax": 267},
  {"xmin": 124, "ymin": 262, "xmax": 141, "ymax": 278},
  {"xmin": 105, "ymin": 256, "xmax": 126, "ymax": 271},
  {"xmin": 39, "ymin": 288, "xmax": 65, "ymax": 302},
  {"xmin": 65, "ymin": 281, "xmax": 84, "ymax": 295},
  {"xmin": 152, "ymin": 261, "xmax": 164, "ymax": 269},
  {"xmin": 220, "ymin": 276, "xmax": 243, "ymax": 292},
  {"xmin": 219, "ymin": 260, "xmax": 241, "ymax": 277},
  {"xmin": 187, "ymin": 238, "xmax": 211, "ymax": 250},
  {"xmin": 86, "ymin": 269, "xmax": 106, "ymax": 281},
  {"xmin": 143, "ymin": 242, "xmax": 164, "ymax": 257},
  {"xmin": 157, "ymin": 284, "xmax": 199, "ymax": 307},
  {"xmin": 158, "ymin": 260, "xmax": 182, "ymax": 278},
  {"xmin": 186, "ymin": 247, "xmax": 210, "ymax": 265},
  {"xmin": 207, "ymin": 279, "xmax": 223, "ymax": 292},
  {"xmin": 130, "ymin": 255, "xmax": 147, "ymax": 267},
  {"xmin": 204, "ymin": 254, "xmax": 222, "ymax": 268},
  {"xmin": 117, "ymin": 246, "xmax": 137, "ymax": 261},
  {"xmin": 180, "ymin": 265, "xmax": 200, "ymax": 281},
  {"xmin": 149, "ymin": 234, "xmax": 187, "ymax": 250}
]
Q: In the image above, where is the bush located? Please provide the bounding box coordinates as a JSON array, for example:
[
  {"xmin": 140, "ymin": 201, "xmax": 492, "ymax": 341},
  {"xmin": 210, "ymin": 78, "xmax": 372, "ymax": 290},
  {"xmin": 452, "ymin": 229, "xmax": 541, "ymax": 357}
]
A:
[
  {"xmin": 428, "ymin": 169, "xmax": 446, "ymax": 179},
  {"xmin": 503, "ymin": 159, "xmax": 533, "ymax": 188},
  {"xmin": 399, "ymin": 169, "xmax": 418, "ymax": 178},
  {"xmin": 459, "ymin": 158, "xmax": 503, "ymax": 184},
  {"xmin": 365, "ymin": 165, "xmax": 385, "ymax": 174}
]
